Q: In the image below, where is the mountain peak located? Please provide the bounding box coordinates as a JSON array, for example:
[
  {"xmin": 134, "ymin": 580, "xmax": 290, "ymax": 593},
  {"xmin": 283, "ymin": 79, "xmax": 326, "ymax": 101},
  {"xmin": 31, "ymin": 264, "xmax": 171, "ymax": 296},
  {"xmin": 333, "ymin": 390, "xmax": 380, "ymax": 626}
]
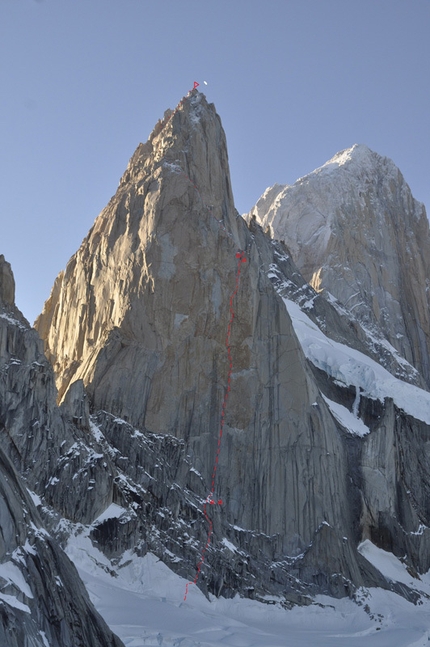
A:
[
  {"xmin": 321, "ymin": 143, "xmax": 374, "ymax": 169},
  {"xmin": 10, "ymin": 90, "xmax": 430, "ymax": 626},
  {"xmin": 36, "ymin": 89, "xmax": 242, "ymax": 404},
  {"xmin": 249, "ymin": 144, "xmax": 430, "ymax": 387},
  {"xmin": 295, "ymin": 143, "xmax": 400, "ymax": 187},
  {"xmin": 119, "ymin": 90, "xmax": 219, "ymax": 185}
]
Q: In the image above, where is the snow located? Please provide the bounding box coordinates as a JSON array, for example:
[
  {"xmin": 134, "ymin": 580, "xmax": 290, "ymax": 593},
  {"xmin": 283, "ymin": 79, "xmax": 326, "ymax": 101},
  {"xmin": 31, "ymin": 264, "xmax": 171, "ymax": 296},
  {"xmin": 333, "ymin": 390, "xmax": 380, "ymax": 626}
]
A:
[
  {"xmin": 0, "ymin": 312, "xmax": 26, "ymax": 329},
  {"xmin": 358, "ymin": 540, "xmax": 428, "ymax": 590},
  {"xmin": 93, "ymin": 503, "xmax": 128, "ymax": 525},
  {"xmin": 296, "ymin": 144, "xmax": 398, "ymax": 186},
  {"xmin": 318, "ymin": 144, "xmax": 375, "ymax": 174},
  {"xmin": 22, "ymin": 540, "xmax": 36, "ymax": 556},
  {"xmin": 27, "ymin": 488, "xmax": 42, "ymax": 507},
  {"xmin": 163, "ymin": 161, "xmax": 183, "ymax": 174},
  {"xmin": 221, "ymin": 538, "xmax": 237, "ymax": 553},
  {"xmin": 0, "ymin": 561, "xmax": 33, "ymax": 598},
  {"xmin": 322, "ymin": 394, "xmax": 370, "ymax": 437},
  {"xmin": 189, "ymin": 92, "xmax": 204, "ymax": 126},
  {"xmin": 39, "ymin": 632, "xmax": 50, "ymax": 647},
  {"xmin": 325, "ymin": 290, "xmax": 420, "ymax": 381},
  {"xmin": 30, "ymin": 521, "xmax": 50, "ymax": 539},
  {"xmin": 65, "ymin": 530, "xmax": 430, "ymax": 647},
  {"xmin": 0, "ymin": 592, "xmax": 31, "ymax": 614},
  {"xmin": 283, "ymin": 298, "xmax": 430, "ymax": 425},
  {"xmin": 89, "ymin": 419, "xmax": 104, "ymax": 442}
]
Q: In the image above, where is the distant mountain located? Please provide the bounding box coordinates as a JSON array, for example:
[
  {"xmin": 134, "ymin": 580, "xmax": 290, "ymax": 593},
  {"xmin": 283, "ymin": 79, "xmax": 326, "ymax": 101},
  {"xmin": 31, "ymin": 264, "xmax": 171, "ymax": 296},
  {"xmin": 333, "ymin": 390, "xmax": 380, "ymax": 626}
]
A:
[
  {"xmin": 0, "ymin": 92, "xmax": 429, "ymax": 645},
  {"xmin": 247, "ymin": 144, "xmax": 430, "ymax": 388}
]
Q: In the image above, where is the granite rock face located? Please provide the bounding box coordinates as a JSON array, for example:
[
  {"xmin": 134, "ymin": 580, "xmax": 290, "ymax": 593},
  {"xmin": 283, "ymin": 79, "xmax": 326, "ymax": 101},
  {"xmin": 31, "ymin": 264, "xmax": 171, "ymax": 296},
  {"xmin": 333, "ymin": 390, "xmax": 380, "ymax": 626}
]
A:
[
  {"xmin": 248, "ymin": 145, "xmax": 430, "ymax": 388},
  {"xmin": 32, "ymin": 93, "xmax": 430, "ymax": 608}
]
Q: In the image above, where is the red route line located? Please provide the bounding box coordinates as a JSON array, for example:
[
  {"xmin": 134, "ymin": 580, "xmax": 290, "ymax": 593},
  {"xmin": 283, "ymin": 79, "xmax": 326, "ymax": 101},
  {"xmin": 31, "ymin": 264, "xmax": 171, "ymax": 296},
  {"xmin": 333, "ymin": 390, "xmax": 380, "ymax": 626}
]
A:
[
  {"xmin": 184, "ymin": 250, "xmax": 246, "ymax": 602},
  {"xmin": 157, "ymin": 86, "xmax": 247, "ymax": 600}
]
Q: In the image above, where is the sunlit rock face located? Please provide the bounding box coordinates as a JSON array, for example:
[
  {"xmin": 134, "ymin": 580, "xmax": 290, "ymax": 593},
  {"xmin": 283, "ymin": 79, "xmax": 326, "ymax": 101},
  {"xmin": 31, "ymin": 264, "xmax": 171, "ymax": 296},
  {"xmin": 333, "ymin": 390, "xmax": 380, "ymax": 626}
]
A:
[
  {"xmin": 26, "ymin": 93, "xmax": 430, "ymax": 609},
  {"xmin": 248, "ymin": 144, "xmax": 430, "ymax": 388}
]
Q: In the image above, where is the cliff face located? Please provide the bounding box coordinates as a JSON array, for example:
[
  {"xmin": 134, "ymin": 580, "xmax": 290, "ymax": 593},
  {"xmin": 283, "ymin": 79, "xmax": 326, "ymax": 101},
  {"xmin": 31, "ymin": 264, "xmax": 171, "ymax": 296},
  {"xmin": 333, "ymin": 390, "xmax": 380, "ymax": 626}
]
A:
[
  {"xmin": 248, "ymin": 145, "xmax": 430, "ymax": 388},
  {"xmin": 36, "ymin": 91, "xmax": 365, "ymax": 599}
]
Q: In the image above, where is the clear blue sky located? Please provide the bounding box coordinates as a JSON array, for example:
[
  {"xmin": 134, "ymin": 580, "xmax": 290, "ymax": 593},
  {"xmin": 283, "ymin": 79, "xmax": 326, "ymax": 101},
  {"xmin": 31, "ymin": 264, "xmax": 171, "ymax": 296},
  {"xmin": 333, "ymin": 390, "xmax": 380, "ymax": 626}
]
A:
[{"xmin": 2, "ymin": 0, "xmax": 429, "ymax": 324}]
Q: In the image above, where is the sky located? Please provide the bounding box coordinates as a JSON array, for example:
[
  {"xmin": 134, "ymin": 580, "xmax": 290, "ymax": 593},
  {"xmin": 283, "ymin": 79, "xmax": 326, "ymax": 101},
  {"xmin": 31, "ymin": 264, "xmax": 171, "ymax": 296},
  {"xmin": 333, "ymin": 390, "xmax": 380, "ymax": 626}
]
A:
[{"xmin": 1, "ymin": 0, "xmax": 430, "ymax": 324}]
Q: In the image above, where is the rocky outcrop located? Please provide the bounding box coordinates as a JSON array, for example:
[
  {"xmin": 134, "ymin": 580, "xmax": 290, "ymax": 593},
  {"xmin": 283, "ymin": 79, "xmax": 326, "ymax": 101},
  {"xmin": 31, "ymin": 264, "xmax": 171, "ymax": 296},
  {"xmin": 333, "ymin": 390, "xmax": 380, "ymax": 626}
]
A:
[
  {"xmin": 33, "ymin": 93, "xmax": 430, "ymax": 607},
  {"xmin": 0, "ymin": 255, "xmax": 15, "ymax": 307},
  {"xmin": 0, "ymin": 445, "xmax": 123, "ymax": 647},
  {"xmin": 248, "ymin": 145, "xmax": 430, "ymax": 388}
]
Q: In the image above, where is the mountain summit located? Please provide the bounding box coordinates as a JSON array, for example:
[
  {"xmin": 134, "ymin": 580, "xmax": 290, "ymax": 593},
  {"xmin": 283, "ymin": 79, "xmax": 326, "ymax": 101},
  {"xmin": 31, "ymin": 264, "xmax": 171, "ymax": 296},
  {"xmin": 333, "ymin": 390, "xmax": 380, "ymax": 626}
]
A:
[{"xmin": 36, "ymin": 90, "xmax": 243, "ymax": 414}]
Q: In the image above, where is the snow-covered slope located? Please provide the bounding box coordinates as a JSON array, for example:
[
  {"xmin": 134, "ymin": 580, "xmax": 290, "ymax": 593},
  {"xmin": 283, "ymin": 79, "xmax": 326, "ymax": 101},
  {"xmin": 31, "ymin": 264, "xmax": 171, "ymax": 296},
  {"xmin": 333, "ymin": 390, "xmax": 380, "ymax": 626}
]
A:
[
  {"xmin": 284, "ymin": 298, "xmax": 430, "ymax": 426},
  {"xmin": 66, "ymin": 527, "xmax": 430, "ymax": 647}
]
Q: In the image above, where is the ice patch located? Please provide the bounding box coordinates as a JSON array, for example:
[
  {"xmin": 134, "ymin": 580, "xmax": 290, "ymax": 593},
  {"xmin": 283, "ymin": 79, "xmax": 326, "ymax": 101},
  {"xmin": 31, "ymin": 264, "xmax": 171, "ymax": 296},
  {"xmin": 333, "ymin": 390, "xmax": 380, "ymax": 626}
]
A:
[
  {"xmin": 322, "ymin": 395, "xmax": 370, "ymax": 437},
  {"xmin": 0, "ymin": 561, "xmax": 33, "ymax": 598},
  {"xmin": 221, "ymin": 538, "xmax": 237, "ymax": 553},
  {"xmin": 27, "ymin": 488, "xmax": 42, "ymax": 507},
  {"xmin": 39, "ymin": 632, "xmax": 50, "ymax": 647}
]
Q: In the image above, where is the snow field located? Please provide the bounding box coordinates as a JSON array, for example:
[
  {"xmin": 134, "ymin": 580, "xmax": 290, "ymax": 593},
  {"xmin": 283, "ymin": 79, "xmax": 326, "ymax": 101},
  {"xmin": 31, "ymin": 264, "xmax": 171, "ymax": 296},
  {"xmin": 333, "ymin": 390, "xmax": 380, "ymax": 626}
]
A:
[{"xmin": 66, "ymin": 529, "xmax": 430, "ymax": 647}]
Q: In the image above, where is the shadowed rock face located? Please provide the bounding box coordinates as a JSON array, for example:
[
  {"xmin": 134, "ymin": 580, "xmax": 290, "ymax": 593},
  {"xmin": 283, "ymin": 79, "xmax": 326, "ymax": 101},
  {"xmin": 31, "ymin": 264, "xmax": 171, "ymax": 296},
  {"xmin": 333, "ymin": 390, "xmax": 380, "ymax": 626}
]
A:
[
  {"xmin": 248, "ymin": 145, "xmax": 430, "ymax": 388},
  {"xmin": 0, "ymin": 267, "xmax": 125, "ymax": 646},
  {"xmin": 0, "ymin": 446, "xmax": 124, "ymax": 647},
  {"xmin": 23, "ymin": 93, "xmax": 430, "ymax": 607}
]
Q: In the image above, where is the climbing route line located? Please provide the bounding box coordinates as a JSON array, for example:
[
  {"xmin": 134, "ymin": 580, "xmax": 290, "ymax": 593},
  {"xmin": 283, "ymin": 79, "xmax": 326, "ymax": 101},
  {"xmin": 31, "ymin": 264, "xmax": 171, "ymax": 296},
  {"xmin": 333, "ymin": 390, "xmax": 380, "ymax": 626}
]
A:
[
  {"xmin": 157, "ymin": 85, "xmax": 247, "ymax": 600},
  {"xmin": 184, "ymin": 250, "xmax": 246, "ymax": 601}
]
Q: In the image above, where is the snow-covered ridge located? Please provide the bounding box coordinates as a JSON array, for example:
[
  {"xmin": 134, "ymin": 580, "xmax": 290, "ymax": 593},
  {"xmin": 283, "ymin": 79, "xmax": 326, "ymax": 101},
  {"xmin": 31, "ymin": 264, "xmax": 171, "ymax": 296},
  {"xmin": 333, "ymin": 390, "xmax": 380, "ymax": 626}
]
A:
[
  {"xmin": 293, "ymin": 144, "xmax": 400, "ymax": 186},
  {"xmin": 322, "ymin": 395, "xmax": 370, "ymax": 437},
  {"xmin": 283, "ymin": 298, "xmax": 430, "ymax": 425}
]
